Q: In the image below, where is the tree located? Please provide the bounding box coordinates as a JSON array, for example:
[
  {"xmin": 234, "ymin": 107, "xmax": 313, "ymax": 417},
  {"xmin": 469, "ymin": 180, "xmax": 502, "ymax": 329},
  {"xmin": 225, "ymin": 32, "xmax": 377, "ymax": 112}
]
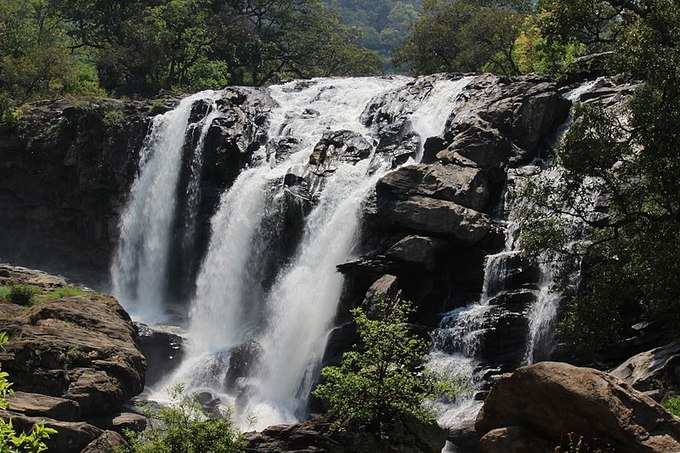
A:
[
  {"xmin": 50, "ymin": 0, "xmax": 380, "ymax": 94},
  {"xmin": 0, "ymin": 0, "xmax": 103, "ymax": 104},
  {"xmin": 395, "ymin": 0, "xmax": 528, "ymax": 76},
  {"xmin": 313, "ymin": 297, "xmax": 458, "ymax": 438},
  {"xmin": 517, "ymin": 0, "xmax": 680, "ymax": 361},
  {"xmin": 0, "ymin": 332, "xmax": 56, "ymax": 452},
  {"xmin": 125, "ymin": 384, "xmax": 245, "ymax": 453},
  {"xmin": 325, "ymin": 0, "xmax": 420, "ymax": 69}
]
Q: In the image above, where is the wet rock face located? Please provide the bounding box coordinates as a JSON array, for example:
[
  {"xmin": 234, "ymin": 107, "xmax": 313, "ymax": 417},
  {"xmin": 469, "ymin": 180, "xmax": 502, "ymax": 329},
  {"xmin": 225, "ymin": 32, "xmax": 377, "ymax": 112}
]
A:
[
  {"xmin": 0, "ymin": 265, "xmax": 146, "ymax": 453},
  {"xmin": 337, "ymin": 73, "xmax": 569, "ymax": 362},
  {"xmin": 476, "ymin": 362, "xmax": 680, "ymax": 453},
  {"xmin": 135, "ymin": 323, "xmax": 184, "ymax": 387}
]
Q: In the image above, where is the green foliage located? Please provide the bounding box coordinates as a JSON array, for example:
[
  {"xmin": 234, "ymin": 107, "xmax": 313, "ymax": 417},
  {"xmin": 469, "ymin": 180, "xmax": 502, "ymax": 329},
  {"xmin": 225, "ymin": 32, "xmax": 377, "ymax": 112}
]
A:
[
  {"xmin": 0, "ymin": 332, "xmax": 56, "ymax": 452},
  {"xmin": 125, "ymin": 384, "xmax": 245, "ymax": 453},
  {"xmin": 34, "ymin": 286, "xmax": 89, "ymax": 303},
  {"xmin": 663, "ymin": 397, "xmax": 680, "ymax": 417},
  {"xmin": 517, "ymin": 1, "xmax": 680, "ymax": 361},
  {"xmin": 325, "ymin": 0, "xmax": 420, "ymax": 69},
  {"xmin": 314, "ymin": 297, "xmax": 459, "ymax": 437},
  {"xmin": 7, "ymin": 285, "xmax": 35, "ymax": 306},
  {"xmin": 103, "ymin": 109, "xmax": 126, "ymax": 129},
  {"xmin": 513, "ymin": 14, "xmax": 585, "ymax": 77},
  {"xmin": 0, "ymin": 284, "xmax": 89, "ymax": 306},
  {"xmin": 396, "ymin": 0, "xmax": 529, "ymax": 76}
]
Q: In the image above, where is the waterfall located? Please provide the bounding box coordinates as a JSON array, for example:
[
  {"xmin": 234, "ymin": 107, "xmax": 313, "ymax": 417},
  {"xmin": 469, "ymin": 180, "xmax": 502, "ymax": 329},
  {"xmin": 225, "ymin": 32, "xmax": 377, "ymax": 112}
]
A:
[
  {"xmin": 410, "ymin": 77, "xmax": 471, "ymax": 161},
  {"xmin": 114, "ymin": 74, "xmax": 495, "ymax": 434},
  {"xmin": 111, "ymin": 91, "xmax": 221, "ymax": 322},
  {"xmin": 523, "ymin": 81, "xmax": 603, "ymax": 364},
  {"xmin": 428, "ymin": 231, "xmax": 519, "ymax": 430},
  {"xmin": 149, "ymin": 77, "xmax": 411, "ymax": 424}
]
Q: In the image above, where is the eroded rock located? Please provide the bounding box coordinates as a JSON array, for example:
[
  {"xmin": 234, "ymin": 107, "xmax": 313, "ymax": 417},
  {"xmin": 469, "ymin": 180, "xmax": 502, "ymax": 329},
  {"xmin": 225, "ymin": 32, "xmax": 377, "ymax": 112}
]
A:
[{"xmin": 476, "ymin": 362, "xmax": 680, "ymax": 453}]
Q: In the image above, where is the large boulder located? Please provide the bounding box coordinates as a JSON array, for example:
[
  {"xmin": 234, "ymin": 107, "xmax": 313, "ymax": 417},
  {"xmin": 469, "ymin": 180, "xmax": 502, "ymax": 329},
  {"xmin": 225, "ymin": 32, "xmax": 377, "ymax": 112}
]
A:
[
  {"xmin": 439, "ymin": 75, "xmax": 571, "ymax": 167},
  {"xmin": 376, "ymin": 195, "xmax": 494, "ymax": 245},
  {"xmin": 611, "ymin": 341, "xmax": 680, "ymax": 391},
  {"xmin": 0, "ymin": 265, "xmax": 146, "ymax": 453},
  {"xmin": 476, "ymin": 362, "xmax": 680, "ymax": 453},
  {"xmin": 245, "ymin": 416, "xmax": 447, "ymax": 453},
  {"xmin": 377, "ymin": 164, "xmax": 492, "ymax": 212}
]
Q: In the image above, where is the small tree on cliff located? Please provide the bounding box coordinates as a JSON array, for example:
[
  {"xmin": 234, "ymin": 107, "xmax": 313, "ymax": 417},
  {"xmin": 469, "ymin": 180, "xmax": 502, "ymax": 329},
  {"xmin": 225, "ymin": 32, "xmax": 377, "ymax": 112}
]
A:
[{"xmin": 314, "ymin": 297, "xmax": 458, "ymax": 438}]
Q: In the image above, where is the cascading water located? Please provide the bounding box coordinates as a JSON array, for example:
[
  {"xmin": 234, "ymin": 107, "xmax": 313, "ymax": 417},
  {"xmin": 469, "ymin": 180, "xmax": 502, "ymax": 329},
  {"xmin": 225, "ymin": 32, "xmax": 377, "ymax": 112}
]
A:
[
  {"xmin": 111, "ymin": 91, "xmax": 222, "ymax": 322},
  {"xmin": 428, "ymin": 218, "xmax": 520, "ymax": 433},
  {"xmin": 410, "ymin": 77, "xmax": 471, "ymax": 161},
  {"xmin": 140, "ymin": 75, "xmax": 477, "ymax": 431},
  {"xmin": 523, "ymin": 82, "xmax": 605, "ymax": 364},
  {"xmin": 110, "ymin": 73, "xmax": 495, "ymax": 439}
]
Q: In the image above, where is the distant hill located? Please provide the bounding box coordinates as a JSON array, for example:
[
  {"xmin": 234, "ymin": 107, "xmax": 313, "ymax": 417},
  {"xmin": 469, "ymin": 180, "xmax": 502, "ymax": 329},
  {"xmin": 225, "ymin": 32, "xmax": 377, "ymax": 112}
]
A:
[{"xmin": 326, "ymin": 0, "xmax": 421, "ymax": 69}]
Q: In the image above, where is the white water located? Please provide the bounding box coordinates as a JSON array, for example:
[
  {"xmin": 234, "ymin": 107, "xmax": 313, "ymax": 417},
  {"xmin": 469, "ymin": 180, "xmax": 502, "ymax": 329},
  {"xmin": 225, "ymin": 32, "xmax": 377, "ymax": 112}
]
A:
[
  {"xmin": 410, "ymin": 77, "xmax": 471, "ymax": 161},
  {"xmin": 111, "ymin": 91, "xmax": 221, "ymax": 322},
  {"xmin": 150, "ymin": 77, "xmax": 410, "ymax": 424},
  {"xmin": 117, "ymin": 74, "xmax": 494, "ymax": 434},
  {"xmin": 245, "ymin": 166, "xmax": 384, "ymax": 428}
]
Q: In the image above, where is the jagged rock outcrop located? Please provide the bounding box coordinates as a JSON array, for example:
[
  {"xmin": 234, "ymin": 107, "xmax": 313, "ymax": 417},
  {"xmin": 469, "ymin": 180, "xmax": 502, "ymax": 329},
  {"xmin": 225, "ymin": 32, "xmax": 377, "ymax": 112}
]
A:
[
  {"xmin": 0, "ymin": 265, "xmax": 146, "ymax": 453},
  {"xmin": 0, "ymin": 89, "xmax": 274, "ymax": 290},
  {"xmin": 340, "ymin": 74, "xmax": 568, "ymax": 336},
  {"xmin": 245, "ymin": 416, "xmax": 447, "ymax": 453},
  {"xmin": 611, "ymin": 341, "xmax": 680, "ymax": 392},
  {"xmin": 476, "ymin": 362, "xmax": 680, "ymax": 453}
]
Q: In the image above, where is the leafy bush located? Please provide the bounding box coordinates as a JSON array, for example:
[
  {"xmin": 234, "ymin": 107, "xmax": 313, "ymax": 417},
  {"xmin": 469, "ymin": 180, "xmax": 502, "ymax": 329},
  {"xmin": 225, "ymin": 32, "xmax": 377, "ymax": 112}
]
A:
[
  {"xmin": 125, "ymin": 384, "xmax": 245, "ymax": 453},
  {"xmin": 663, "ymin": 396, "xmax": 680, "ymax": 417},
  {"xmin": 314, "ymin": 297, "xmax": 459, "ymax": 437},
  {"xmin": 7, "ymin": 285, "xmax": 35, "ymax": 306},
  {"xmin": 0, "ymin": 332, "xmax": 56, "ymax": 452},
  {"xmin": 184, "ymin": 60, "xmax": 230, "ymax": 92},
  {"xmin": 103, "ymin": 109, "xmax": 126, "ymax": 128}
]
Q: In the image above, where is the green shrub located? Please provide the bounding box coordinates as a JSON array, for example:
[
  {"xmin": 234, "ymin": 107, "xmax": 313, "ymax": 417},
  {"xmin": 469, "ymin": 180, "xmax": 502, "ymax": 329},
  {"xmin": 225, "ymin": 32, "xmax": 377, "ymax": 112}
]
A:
[
  {"xmin": 314, "ymin": 297, "xmax": 460, "ymax": 437},
  {"xmin": 149, "ymin": 100, "xmax": 168, "ymax": 116},
  {"xmin": 103, "ymin": 109, "xmax": 126, "ymax": 128},
  {"xmin": 0, "ymin": 332, "xmax": 56, "ymax": 452},
  {"xmin": 8, "ymin": 285, "xmax": 35, "ymax": 306},
  {"xmin": 125, "ymin": 384, "xmax": 245, "ymax": 453},
  {"xmin": 663, "ymin": 396, "xmax": 680, "ymax": 417}
]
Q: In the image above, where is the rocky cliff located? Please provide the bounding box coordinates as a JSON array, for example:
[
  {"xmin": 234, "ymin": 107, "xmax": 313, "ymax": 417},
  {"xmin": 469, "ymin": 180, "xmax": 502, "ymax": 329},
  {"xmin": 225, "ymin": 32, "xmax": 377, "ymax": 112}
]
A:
[
  {"xmin": 2, "ymin": 74, "xmax": 669, "ymax": 452},
  {"xmin": 0, "ymin": 264, "xmax": 147, "ymax": 452}
]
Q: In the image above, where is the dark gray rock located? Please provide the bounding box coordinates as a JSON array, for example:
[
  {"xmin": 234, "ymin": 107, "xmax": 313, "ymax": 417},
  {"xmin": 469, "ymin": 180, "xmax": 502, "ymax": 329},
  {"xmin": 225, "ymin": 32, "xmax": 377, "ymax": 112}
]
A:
[
  {"xmin": 611, "ymin": 341, "xmax": 680, "ymax": 391},
  {"xmin": 80, "ymin": 430, "xmax": 128, "ymax": 453},
  {"xmin": 385, "ymin": 236, "xmax": 449, "ymax": 270},
  {"xmin": 376, "ymin": 195, "xmax": 493, "ymax": 245},
  {"xmin": 136, "ymin": 323, "xmax": 184, "ymax": 387},
  {"xmin": 377, "ymin": 164, "xmax": 491, "ymax": 212},
  {"xmin": 225, "ymin": 341, "xmax": 262, "ymax": 392}
]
